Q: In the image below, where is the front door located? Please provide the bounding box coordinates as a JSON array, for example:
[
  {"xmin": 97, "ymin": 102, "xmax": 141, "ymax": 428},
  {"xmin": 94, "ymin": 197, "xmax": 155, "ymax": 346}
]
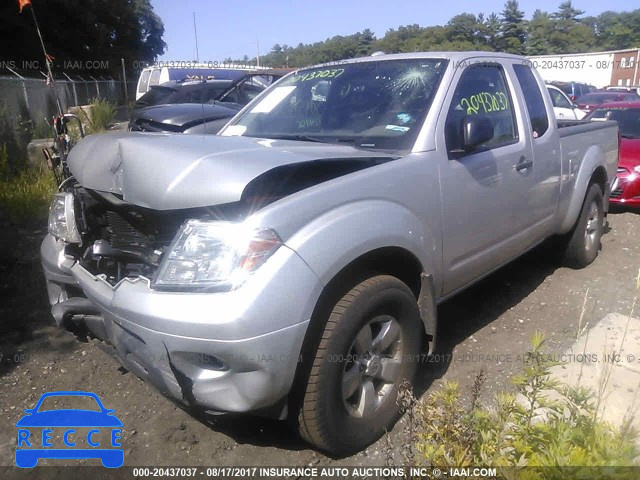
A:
[{"xmin": 439, "ymin": 62, "xmax": 532, "ymax": 294}]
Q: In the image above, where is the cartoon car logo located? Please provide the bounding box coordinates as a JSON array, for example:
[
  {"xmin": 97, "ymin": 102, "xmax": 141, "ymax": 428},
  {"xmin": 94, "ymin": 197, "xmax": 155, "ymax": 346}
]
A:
[{"xmin": 15, "ymin": 391, "xmax": 123, "ymax": 468}]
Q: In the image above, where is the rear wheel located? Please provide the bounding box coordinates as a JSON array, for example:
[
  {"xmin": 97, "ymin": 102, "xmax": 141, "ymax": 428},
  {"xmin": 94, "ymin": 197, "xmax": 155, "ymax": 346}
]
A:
[
  {"xmin": 562, "ymin": 183, "xmax": 604, "ymax": 268},
  {"xmin": 294, "ymin": 275, "xmax": 422, "ymax": 456}
]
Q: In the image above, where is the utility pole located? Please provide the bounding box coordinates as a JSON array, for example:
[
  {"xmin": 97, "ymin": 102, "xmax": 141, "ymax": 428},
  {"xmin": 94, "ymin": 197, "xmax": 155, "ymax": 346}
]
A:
[
  {"xmin": 256, "ymin": 40, "xmax": 261, "ymax": 68},
  {"xmin": 193, "ymin": 12, "xmax": 200, "ymax": 63},
  {"xmin": 121, "ymin": 58, "xmax": 129, "ymax": 106}
]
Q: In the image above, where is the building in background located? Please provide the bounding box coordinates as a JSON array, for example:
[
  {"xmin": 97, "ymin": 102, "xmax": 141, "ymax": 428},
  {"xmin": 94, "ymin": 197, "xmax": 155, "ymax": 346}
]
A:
[
  {"xmin": 527, "ymin": 48, "xmax": 640, "ymax": 88},
  {"xmin": 610, "ymin": 50, "xmax": 640, "ymax": 87}
]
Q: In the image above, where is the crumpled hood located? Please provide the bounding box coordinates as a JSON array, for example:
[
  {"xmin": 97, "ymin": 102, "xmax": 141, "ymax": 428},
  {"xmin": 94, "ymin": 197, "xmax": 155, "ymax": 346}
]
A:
[
  {"xmin": 132, "ymin": 103, "xmax": 240, "ymax": 128},
  {"xmin": 68, "ymin": 132, "xmax": 395, "ymax": 210}
]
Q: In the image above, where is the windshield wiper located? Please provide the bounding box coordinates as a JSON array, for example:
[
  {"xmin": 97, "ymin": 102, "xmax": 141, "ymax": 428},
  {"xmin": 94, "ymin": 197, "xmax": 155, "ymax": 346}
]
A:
[
  {"xmin": 264, "ymin": 134, "xmax": 334, "ymax": 143},
  {"xmin": 265, "ymin": 134, "xmax": 371, "ymax": 146}
]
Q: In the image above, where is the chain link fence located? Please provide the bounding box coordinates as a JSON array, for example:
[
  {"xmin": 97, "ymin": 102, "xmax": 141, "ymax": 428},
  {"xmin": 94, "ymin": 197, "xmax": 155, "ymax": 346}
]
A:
[
  {"xmin": 0, "ymin": 75, "xmax": 136, "ymax": 166},
  {"xmin": 0, "ymin": 75, "xmax": 134, "ymax": 126}
]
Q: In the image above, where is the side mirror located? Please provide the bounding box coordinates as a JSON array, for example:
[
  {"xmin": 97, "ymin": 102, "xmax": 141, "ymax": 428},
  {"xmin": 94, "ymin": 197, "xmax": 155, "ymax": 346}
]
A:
[{"xmin": 462, "ymin": 115, "xmax": 494, "ymax": 152}]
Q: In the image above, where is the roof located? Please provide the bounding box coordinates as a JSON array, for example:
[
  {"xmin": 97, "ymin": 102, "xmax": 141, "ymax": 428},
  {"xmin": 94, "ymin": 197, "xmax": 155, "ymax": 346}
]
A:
[
  {"xmin": 141, "ymin": 64, "xmax": 270, "ymax": 71},
  {"xmin": 527, "ymin": 48, "xmax": 640, "ymax": 59},
  {"xmin": 157, "ymin": 79, "xmax": 234, "ymax": 88},
  {"xmin": 549, "ymin": 80, "xmax": 593, "ymax": 85},
  {"xmin": 593, "ymin": 101, "xmax": 640, "ymax": 109},
  {"xmin": 299, "ymin": 51, "xmax": 527, "ymax": 71}
]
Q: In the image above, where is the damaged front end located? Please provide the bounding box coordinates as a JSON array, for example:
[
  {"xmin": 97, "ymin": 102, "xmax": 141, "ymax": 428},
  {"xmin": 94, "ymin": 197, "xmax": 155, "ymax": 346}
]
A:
[
  {"xmin": 40, "ymin": 132, "xmax": 398, "ymax": 416},
  {"xmin": 44, "ymin": 183, "xmax": 248, "ymax": 326},
  {"xmin": 41, "ymin": 183, "xmax": 314, "ymax": 416}
]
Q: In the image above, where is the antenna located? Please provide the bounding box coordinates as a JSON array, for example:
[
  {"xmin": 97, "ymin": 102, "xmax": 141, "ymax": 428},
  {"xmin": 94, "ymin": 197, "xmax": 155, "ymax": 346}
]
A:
[{"xmin": 193, "ymin": 12, "xmax": 200, "ymax": 63}]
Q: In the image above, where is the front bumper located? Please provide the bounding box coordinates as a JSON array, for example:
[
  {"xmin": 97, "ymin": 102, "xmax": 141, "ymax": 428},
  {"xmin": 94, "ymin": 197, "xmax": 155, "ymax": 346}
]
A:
[{"xmin": 41, "ymin": 234, "xmax": 321, "ymax": 415}]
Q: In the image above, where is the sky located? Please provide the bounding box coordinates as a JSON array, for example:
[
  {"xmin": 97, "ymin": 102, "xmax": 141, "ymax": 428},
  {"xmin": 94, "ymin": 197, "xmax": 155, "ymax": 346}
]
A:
[{"xmin": 153, "ymin": 0, "xmax": 638, "ymax": 62}]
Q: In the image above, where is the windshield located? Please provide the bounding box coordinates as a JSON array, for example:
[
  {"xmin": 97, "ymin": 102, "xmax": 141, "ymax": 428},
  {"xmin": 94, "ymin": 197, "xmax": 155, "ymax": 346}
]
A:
[
  {"xmin": 37, "ymin": 395, "xmax": 102, "ymax": 412},
  {"xmin": 136, "ymin": 83, "xmax": 232, "ymax": 108},
  {"xmin": 554, "ymin": 83, "xmax": 573, "ymax": 96},
  {"xmin": 587, "ymin": 107, "xmax": 640, "ymax": 138},
  {"xmin": 220, "ymin": 59, "xmax": 447, "ymax": 151},
  {"xmin": 577, "ymin": 93, "xmax": 628, "ymax": 104}
]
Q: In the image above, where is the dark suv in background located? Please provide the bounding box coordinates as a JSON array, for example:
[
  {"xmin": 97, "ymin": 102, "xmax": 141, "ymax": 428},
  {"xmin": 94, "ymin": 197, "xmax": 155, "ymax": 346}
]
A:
[
  {"xmin": 129, "ymin": 70, "xmax": 289, "ymax": 134},
  {"xmin": 550, "ymin": 81, "xmax": 596, "ymax": 102}
]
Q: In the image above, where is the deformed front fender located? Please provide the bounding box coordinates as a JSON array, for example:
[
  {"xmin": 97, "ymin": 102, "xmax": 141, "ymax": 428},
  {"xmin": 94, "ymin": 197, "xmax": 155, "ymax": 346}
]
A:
[
  {"xmin": 283, "ymin": 199, "xmax": 440, "ymax": 347},
  {"xmin": 284, "ymin": 199, "xmax": 438, "ymax": 288}
]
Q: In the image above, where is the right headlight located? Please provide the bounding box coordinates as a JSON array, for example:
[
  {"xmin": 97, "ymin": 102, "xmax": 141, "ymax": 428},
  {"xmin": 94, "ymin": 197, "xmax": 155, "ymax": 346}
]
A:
[
  {"xmin": 153, "ymin": 220, "xmax": 283, "ymax": 291},
  {"xmin": 48, "ymin": 192, "xmax": 81, "ymax": 244}
]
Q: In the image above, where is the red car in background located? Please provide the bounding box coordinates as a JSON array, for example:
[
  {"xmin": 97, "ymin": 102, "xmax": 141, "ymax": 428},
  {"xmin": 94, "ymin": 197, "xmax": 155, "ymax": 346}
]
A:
[
  {"xmin": 586, "ymin": 102, "xmax": 640, "ymax": 207},
  {"xmin": 576, "ymin": 92, "xmax": 639, "ymax": 113}
]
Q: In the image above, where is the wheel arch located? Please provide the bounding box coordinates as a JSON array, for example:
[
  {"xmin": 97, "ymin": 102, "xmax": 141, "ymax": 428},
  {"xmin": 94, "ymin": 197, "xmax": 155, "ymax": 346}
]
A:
[
  {"xmin": 288, "ymin": 246, "xmax": 437, "ymax": 417},
  {"xmin": 559, "ymin": 146, "xmax": 609, "ymax": 234}
]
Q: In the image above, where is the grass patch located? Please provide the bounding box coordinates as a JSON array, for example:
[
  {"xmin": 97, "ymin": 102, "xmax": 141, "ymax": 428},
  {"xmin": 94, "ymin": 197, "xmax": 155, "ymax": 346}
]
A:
[
  {"xmin": 0, "ymin": 145, "xmax": 56, "ymax": 221},
  {"xmin": 86, "ymin": 97, "xmax": 117, "ymax": 134},
  {"xmin": 393, "ymin": 332, "xmax": 640, "ymax": 478}
]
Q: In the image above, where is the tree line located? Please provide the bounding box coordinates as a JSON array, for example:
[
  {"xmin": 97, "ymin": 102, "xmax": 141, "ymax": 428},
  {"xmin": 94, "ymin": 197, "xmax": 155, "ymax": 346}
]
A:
[
  {"xmin": 0, "ymin": 0, "xmax": 165, "ymax": 76},
  {"xmin": 253, "ymin": 1, "xmax": 640, "ymax": 68}
]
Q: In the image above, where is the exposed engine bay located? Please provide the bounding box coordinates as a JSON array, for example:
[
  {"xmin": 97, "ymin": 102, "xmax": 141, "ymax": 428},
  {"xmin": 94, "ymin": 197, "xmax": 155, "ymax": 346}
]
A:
[
  {"xmin": 63, "ymin": 155, "xmax": 393, "ymax": 285},
  {"xmin": 65, "ymin": 186, "xmax": 247, "ymax": 286}
]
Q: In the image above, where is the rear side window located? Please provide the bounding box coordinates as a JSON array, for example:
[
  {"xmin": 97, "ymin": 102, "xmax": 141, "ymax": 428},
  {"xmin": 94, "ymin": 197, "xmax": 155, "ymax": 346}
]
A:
[
  {"xmin": 514, "ymin": 64, "xmax": 549, "ymax": 138},
  {"xmin": 149, "ymin": 69, "xmax": 161, "ymax": 87},
  {"xmin": 547, "ymin": 88, "xmax": 572, "ymax": 109},
  {"xmin": 137, "ymin": 71, "xmax": 151, "ymax": 93},
  {"xmin": 445, "ymin": 63, "xmax": 518, "ymax": 155}
]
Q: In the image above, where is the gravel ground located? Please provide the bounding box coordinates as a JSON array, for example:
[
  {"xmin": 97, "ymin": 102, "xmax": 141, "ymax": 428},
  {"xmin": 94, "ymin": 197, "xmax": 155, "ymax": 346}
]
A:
[{"xmin": 1, "ymin": 209, "xmax": 639, "ymax": 476}]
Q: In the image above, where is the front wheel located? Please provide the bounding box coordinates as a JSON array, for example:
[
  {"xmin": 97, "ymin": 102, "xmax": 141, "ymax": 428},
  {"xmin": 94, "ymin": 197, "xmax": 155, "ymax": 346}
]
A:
[
  {"xmin": 561, "ymin": 183, "xmax": 604, "ymax": 268},
  {"xmin": 294, "ymin": 275, "xmax": 422, "ymax": 456}
]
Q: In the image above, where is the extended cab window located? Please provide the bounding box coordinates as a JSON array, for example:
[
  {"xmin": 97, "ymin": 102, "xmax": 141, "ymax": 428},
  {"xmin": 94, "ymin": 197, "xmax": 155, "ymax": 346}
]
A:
[
  {"xmin": 445, "ymin": 63, "xmax": 517, "ymax": 155},
  {"xmin": 149, "ymin": 69, "xmax": 161, "ymax": 87},
  {"xmin": 513, "ymin": 64, "xmax": 550, "ymax": 138},
  {"xmin": 138, "ymin": 70, "xmax": 151, "ymax": 94},
  {"xmin": 547, "ymin": 88, "xmax": 572, "ymax": 109}
]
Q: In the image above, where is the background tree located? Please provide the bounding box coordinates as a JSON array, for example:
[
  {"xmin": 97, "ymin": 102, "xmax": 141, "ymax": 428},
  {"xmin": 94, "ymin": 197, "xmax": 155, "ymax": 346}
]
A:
[
  {"xmin": 586, "ymin": 10, "xmax": 640, "ymax": 50},
  {"xmin": 484, "ymin": 13, "xmax": 502, "ymax": 51},
  {"xmin": 446, "ymin": 13, "xmax": 483, "ymax": 50},
  {"xmin": 257, "ymin": 4, "xmax": 640, "ymax": 68},
  {"xmin": 500, "ymin": 0, "xmax": 527, "ymax": 54},
  {"xmin": 552, "ymin": 1, "xmax": 584, "ymax": 21},
  {"xmin": 0, "ymin": 0, "xmax": 165, "ymax": 76},
  {"xmin": 526, "ymin": 10, "xmax": 554, "ymax": 54},
  {"xmin": 547, "ymin": 1, "xmax": 595, "ymax": 53}
]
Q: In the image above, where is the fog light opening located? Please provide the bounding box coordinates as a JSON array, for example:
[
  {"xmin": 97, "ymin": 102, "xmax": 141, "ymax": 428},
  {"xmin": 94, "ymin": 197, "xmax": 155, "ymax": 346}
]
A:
[{"xmin": 192, "ymin": 353, "xmax": 227, "ymax": 371}]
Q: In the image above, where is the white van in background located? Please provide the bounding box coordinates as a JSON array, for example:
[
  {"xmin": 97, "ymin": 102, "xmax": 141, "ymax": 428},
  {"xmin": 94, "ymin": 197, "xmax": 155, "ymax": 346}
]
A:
[{"xmin": 135, "ymin": 64, "xmax": 270, "ymax": 100}]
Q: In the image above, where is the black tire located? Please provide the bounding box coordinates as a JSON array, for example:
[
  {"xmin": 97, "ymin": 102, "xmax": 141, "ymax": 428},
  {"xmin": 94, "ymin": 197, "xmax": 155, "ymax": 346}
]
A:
[
  {"xmin": 294, "ymin": 275, "xmax": 422, "ymax": 456},
  {"xmin": 562, "ymin": 183, "xmax": 604, "ymax": 268}
]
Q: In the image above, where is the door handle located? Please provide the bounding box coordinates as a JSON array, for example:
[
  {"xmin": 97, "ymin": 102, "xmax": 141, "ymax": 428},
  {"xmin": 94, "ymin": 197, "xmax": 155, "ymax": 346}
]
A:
[{"xmin": 514, "ymin": 157, "xmax": 533, "ymax": 171}]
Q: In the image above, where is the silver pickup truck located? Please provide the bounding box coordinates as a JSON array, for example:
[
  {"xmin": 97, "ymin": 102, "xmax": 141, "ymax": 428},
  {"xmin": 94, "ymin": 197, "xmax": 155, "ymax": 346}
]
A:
[{"xmin": 41, "ymin": 52, "xmax": 618, "ymax": 455}]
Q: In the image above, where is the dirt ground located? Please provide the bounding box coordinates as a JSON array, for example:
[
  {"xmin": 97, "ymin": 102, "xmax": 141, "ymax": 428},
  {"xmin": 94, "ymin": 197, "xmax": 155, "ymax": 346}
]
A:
[{"xmin": 1, "ymin": 208, "xmax": 639, "ymax": 475}]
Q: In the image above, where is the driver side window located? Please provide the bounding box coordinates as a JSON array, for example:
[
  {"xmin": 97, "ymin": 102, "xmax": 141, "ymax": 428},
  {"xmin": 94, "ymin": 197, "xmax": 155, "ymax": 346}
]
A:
[
  {"xmin": 549, "ymin": 89, "xmax": 572, "ymax": 109},
  {"xmin": 445, "ymin": 63, "xmax": 517, "ymax": 157}
]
